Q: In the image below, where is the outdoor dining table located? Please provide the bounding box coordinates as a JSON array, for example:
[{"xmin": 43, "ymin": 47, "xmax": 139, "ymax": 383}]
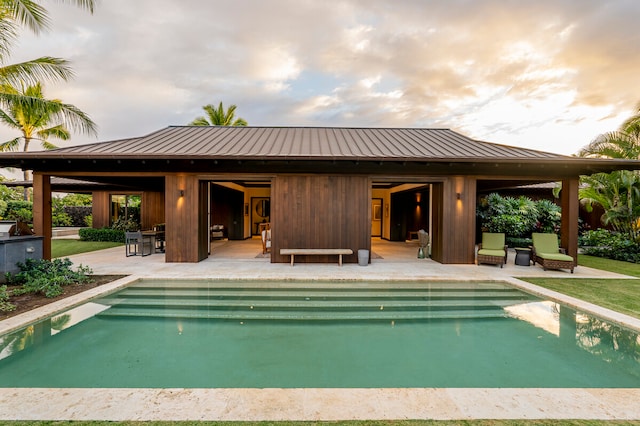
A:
[{"xmin": 142, "ymin": 230, "xmax": 165, "ymax": 253}]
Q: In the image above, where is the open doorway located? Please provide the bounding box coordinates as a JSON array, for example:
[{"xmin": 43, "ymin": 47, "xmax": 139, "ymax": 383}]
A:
[
  {"xmin": 390, "ymin": 186, "xmax": 430, "ymax": 241},
  {"xmin": 371, "ymin": 198, "xmax": 383, "ymax": 237}
]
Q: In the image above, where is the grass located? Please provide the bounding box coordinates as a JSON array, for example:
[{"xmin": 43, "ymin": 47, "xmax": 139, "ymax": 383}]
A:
[
  {"xmin": 519, "ymin": 254, "xmax": 640, "ymax": 319},
  {"xmin": 51, "ymin": 239, "xmax": 122, "ymax": 258}
]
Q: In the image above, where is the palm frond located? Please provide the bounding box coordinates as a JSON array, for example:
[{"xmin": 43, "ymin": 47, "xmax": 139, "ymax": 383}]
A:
[
  {"xmin": 52, "ymin": 0, "xmax": 95, "ymax": 13},
  {"xmin": 0, "ymin": 107, "xmax": 18, "ymax": 126},
  {"xmin": 0, "ymin": 56, "xmax": 74, "ymax": 86},
  {"xmin": 2, "ymin": 0, "xmax": 50, "ymax": 34},
  {"xmin": 189, "ymin": 116, "xmax": 209, "ymax": 126},
  {"xmin": 0, "ymin": 136, "xmax": 21, "ymax": 151},
  {"xmin": 578, "ymin": 131, "xmax": 640, "ymax": 159},
  {"xmin": 52, "ymin": 100, "xmax": 97, "ymax": 136},
  {"xmin": 192, "ymin": 102, "xmax": 247, "ymax": 126},
  {"xmin": 40, "ymin": 139, "xmax": 57, "ymax": 150},
  {"xmin": 0, "ymin": 14, "xmax": 19, "ymax": 57},
  {"xmin": 37, "ymin": 123, "xmax": 69, "ymax": 141}
]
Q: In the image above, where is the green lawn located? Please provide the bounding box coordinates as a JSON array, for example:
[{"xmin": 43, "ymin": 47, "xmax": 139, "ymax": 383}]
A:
[
  {"xmin": 519, "ymin": 254, "xmax": 640, "ymax": 319},
  {"xmin": 51, "ymin": 239, "xmax": 122, "ymax": 258}
]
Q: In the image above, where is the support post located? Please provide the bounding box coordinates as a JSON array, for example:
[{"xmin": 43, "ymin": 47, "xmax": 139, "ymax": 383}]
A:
[
  {"xmin": 560, "ymin": 177, "xmax": 579, "ymax": 266},
  {"xmin": 32, "ymin": 173, "xmax": 52, "ymax": 260},
  {"xmin": 164, "ymin": 174, "xmax": 204, "ymax": 262}
]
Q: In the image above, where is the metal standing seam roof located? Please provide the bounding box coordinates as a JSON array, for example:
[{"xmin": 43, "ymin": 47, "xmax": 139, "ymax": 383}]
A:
[{"xmin": 37, "ymin": 126, "xmax": 569, "ymax": 161}]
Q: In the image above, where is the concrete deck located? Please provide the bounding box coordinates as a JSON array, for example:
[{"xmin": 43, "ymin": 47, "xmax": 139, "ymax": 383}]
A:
[{"xmin": 1, "ymin": 238, "xmax": 639, "ymax": 421}]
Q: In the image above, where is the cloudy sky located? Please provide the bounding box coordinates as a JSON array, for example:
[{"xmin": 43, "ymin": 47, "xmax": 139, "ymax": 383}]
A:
[{"xmin": 2, "ymin": 0, "xmax": 639, "ymax": 157}]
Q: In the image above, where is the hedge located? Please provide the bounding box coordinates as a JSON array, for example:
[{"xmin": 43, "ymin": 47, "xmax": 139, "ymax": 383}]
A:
[
  {"xmin": 79, "ymin": 227, "xmax": 125, "ymax": 243},
  {"xmin": 63, "ymin": 206, "xmax": 92, "ymax": 227}
]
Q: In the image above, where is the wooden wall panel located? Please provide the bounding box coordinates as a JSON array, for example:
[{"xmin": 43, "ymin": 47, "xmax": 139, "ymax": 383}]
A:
[
  {"xmin": 198, "ymin": 180, "xmax": 209, "ymax": 261},
  {"xmin": 91, "ymin": 191, "xmax": 110, "ymax": 229},
  {"xmin": 165, "ymin": 174, "xmax": 203, "ymax": 262},
  {"xmin": 141, "ymin": 191, "xmax": 165, "ymax": 230},
  {"xmin": 430, "ymin": 183, "xmax": 443, "ymax": 262},
  {"xmin": 271, "ymin": 175, "xmax": 370, "ymax": 263},
  {"xmin": 32, "ymin": 173, "xmax": 52, "ymax": 259},
  {"xmin": 560, "ymin": 177, "xmax": 579, "ymax": 266},
  {"xmin": 432, "ymin": 177, "xmax": 476, "ymax": 264}
]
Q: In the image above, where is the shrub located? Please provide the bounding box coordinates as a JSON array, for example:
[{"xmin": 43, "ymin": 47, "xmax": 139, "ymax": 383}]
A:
[
  {"xmin": 534, "ymin": 199, "xmax": 562, "ymax": 233},
  {"xmin": 7, "ymin": 258, "xmax": 92, "ymax": 298},
  {"xmin": 4, "ymin": 200, "xmax": 33, "ymax": 223},
  {"xmin": 579, "ymin": 229, "xmax": 616, "ymax": 247},
  {"xmin": 79, "ymin": 227, "xmax": 125, "ymax": 243},
  {"xmin": 84, "ymin": 214, "xmax": 93, "ymax": 227},
  {"xmin": 111, "ymin": 216, "xmax": 139, "ymax": 232},
  {"xmin": 477, "ymin": 193, "xmax": 562, "ymax": 240},
  {"xmin": 63, "ymin": 206, "xmax": 92, "ymax": 227},
  {"xmin": 52, "ymin": 212, "xmax": 73, "ymax": 227},
  {"xmin": 581, "ymin": 229, "xmax": 640, "ymax": 263},
  {"xmin": 506, "ymin": 237, "xmax": 532, "ymax": 248},
  {"xmin": 0, "ymin": 285, "xmax": 15, "ymax": 312}
]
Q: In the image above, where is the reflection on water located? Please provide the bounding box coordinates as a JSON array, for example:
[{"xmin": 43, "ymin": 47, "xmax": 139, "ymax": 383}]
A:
[
  {"xmin": 0, "ymin": 302, "xmax": 109, "ymax": 361},
  {"xmin": 0, "ymin": 281, "xmax": 638, "ymax": 387},
  {"xmin": 576, "ymin": 315, "xmax": 640, "ymax": 365},
  {"xmin": 505, "ymin": 301, "xmax": 560, "ymax": 336}
]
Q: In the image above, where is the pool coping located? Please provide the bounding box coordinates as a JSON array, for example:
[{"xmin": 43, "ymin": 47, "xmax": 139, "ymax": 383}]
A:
[{"xmin": 1, "ymin": 275, "xmax": 639, "ymax": 421}]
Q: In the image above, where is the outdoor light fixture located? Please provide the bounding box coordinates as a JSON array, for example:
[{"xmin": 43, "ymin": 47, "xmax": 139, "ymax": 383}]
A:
[
  {"xmin": 179, "ymin": 190, "xmax": 184, "ymax": 197},
  {"xmin": 456, "ymin": 192, "xmax": 461, "ymax": 200}
]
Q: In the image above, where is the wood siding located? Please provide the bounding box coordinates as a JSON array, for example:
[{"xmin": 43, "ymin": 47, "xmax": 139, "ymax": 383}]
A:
[
  {"xmin": 198, "ymin": 180, "xmax": 209, "ymax": 261},
  {"xmin": 560, "ymin": 177, "xmax": 579, "ymax": 266},
  {"xmin": 91, "ymin": 191, "xmax": 110, "ymax": 229},
  {"xmin": 32, "ymin": 173, "xmax": 52, "ymax": 259},
  {"xmin": 430, "ymin": 182, "xmax": 443, "ymax": 262},
  {"xmin": 431, "ymin": 177, "xmax": 476, "ymax": 264},
  {"xmin": 141, "ymin": 191, "xmax": 165, "ymax": 230},
  {"xmin": 165, "ymin": 174, "xmax": 205, "ymax": 262},
  {"xmin": 271, "ymin": 175, "xmax": 370, "ymax": 263}
]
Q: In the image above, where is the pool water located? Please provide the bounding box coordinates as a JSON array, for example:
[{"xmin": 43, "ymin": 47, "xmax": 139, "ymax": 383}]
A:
[{"xmin": 1, "ymin": 280, "xmax": 639, "ymax": 388}]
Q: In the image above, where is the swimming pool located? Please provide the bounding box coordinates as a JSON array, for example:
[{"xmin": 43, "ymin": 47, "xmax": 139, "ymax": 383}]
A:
[{"xmin": 1, "ymin": 279, "xmax": 639, "ymax": 388}]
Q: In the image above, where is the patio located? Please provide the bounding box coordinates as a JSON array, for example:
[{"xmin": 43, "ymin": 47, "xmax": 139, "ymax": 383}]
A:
[
  {"xmin": 62, "ymin": 236, "xmax": 630, "ymax": 281},
  {"xmin": 1, "ymin": 238, "xmax": 639, "ymax": 421}
]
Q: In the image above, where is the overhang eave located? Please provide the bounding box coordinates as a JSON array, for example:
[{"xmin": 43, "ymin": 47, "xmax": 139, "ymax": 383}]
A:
[{"xmin": 2, "ymin": 154, "xmax": 640, "ymax": 177}]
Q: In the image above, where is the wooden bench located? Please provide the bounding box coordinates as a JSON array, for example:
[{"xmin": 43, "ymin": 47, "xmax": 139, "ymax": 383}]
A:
[{"xmin": 280, "ymin": 248, "xmax": 354, "ymax": 266}]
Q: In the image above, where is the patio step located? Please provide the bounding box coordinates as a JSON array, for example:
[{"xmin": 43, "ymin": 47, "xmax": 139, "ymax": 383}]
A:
[
  {"xmin": 96, "ymin": 307, "xmax": 508, "ymax": 321},
  {"xmin": 95, "ymin": 283, "xmax": 536, "ymax": 321},
  {"xmin": 114, "ymin": 287, "xmax": 530, "ymax": 301}
]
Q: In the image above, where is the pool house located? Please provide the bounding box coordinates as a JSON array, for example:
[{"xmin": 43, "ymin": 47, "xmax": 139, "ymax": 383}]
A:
[{"xmin": 1, "ymin": 126, "xmax": 638, "ymax": 265}]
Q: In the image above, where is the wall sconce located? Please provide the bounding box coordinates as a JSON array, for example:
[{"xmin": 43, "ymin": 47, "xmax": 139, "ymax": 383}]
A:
[
  {"xmin": 179, "ymin": 189, "xmax": 184, "ymax": 197},
  {"xmin": 456, "ymin": 192, "xmax": 461, "ymax": 200}
]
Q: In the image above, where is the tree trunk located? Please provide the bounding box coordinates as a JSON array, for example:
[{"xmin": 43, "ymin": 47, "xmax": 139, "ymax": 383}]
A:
[{"xmin": 23, "ymin": 137, "xmax": 31, "ymax": 202}]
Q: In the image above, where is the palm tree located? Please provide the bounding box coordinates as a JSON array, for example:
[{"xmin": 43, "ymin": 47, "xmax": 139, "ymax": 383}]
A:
[
  {"xmin": 0, "ymin": 1, "xmax": 96, "ymax": 111},
  {"xmin": 580, "ymin": 170, "xmax": 640, "ymax": 240},
  {"xmin": 578, "ymin": 103, "xmax": 640, "ymax": 159},
  {"xmin": 0, "ymin": 81, "xmax": 97, "ymax": 199},
  {"xmin": 190, "ymin": 102, "xmax": 248, "ymax": 126},
  {"xmin": 578, "ymin": 103, "xmax": 640, "ymax": 239}
]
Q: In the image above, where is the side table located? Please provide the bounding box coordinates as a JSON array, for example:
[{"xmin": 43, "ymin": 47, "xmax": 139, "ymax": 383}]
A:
[{"xmin": 514, "ymin": 247, "xmax": 531, "ymax": 266}]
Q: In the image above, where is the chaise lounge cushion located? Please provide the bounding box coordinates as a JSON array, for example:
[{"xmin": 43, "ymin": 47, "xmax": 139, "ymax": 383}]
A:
[
  {"xmin": 531, "ymin": 233, "xmax": 574, "ymax": 272},
  {"xmin": 480, "ymin": 232, "xmax": 506, "ymax": 251},
  {"xmin": 536, "ymin": 252, "xmax": 573, "ymax": 262},
  {"xmin": 477, "ymin": 248, "xmax": 506, "ymax": 257}
]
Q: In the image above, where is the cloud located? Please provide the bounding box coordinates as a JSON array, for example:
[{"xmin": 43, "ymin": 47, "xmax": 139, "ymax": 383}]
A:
[{"xmin": 0, "ymin": 0, "xmax": 637, "ymax": 159}]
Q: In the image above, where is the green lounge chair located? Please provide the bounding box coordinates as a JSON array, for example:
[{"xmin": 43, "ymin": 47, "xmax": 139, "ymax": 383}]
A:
[
  {"xmin": 531, "ymin": 233, "xmax": 574, "ymax": 273},
  {"xmin": 477, "ymin": 232, "xmax": 507, "ymax": 268}
]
